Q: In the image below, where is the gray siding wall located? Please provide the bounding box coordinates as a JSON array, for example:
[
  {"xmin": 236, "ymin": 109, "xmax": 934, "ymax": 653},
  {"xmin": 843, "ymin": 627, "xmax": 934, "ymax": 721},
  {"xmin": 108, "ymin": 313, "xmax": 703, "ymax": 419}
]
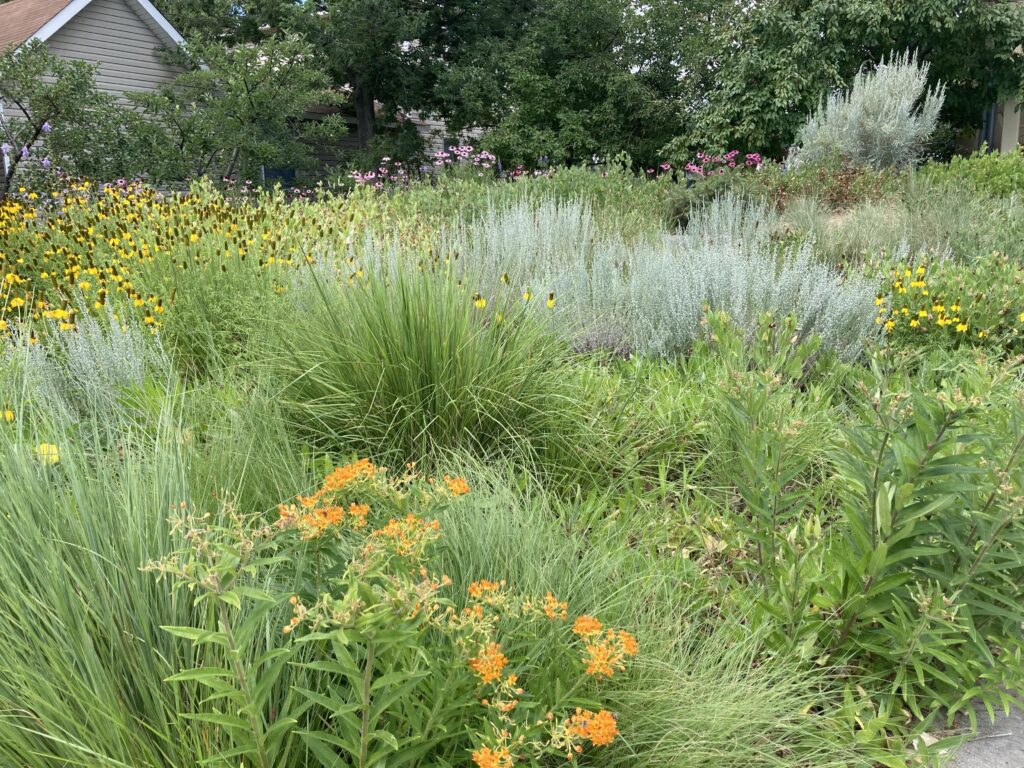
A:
[{"xmin": 45, "ymin": 0, "xmax": 179, "ymax": 103}]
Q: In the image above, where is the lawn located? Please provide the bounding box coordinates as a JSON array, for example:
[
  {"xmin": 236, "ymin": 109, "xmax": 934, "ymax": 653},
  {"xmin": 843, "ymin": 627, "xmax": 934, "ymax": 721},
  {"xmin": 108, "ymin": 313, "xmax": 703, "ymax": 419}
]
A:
[{"xmin": 1, "ymin": 148, "xmax": 1023, "ymax": 768}]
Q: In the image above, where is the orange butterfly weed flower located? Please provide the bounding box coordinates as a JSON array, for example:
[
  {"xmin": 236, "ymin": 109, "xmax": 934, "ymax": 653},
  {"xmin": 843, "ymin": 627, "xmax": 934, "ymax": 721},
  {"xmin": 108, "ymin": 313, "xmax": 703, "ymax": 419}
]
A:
[
  {"xmin": 567, "ymin": 708, "xmax": 619, "ymax": 747},
  {"xmin": 348, "ymin": 502, "xmax": 369, "ymax": 529},
  {"xmin": 444, "ymin": 475, "xmax": 470, "ymax": 496},
  {"xmin": 582, "ymin": 629, "xmax": 638, "ymax": 678},
  {"xmin": 471, "ymin": 746, "xmax": 513, "ymax": 768},
  {"xmin": 468, "ymin": 579, "xmax": 504, "ymax": 599},
  {"xmin": 469, "ymin": 642, "xmax": 508, "ymax": 684},
  {"xmin": 543, "ymin": 591, "xmax": 568, "ymax": 620},
  {"xmin": 572, "ymin": 615, "xmax": 603, "ymax": 637}
]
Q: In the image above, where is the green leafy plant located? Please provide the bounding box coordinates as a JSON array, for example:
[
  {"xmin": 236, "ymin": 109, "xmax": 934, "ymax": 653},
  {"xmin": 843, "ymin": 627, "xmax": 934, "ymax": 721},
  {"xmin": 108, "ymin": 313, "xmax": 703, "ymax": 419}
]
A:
[
  {"xmin": 275, "ymin": 265, "xmax": 579, "ymax": 468},
  {"xmin": 148, "ymin": 461, "xmax": 640, "ymax": 767},
  {"xmin": 877, "ymin": 251, "xmax": 1024, "ymax": 353},
  {"xmin": 920, "ymin": 146, "xmax": 1024, "ymax": 197},
  {"xmin": 693, "ymin": 345, "xmax": 1024, "ymax": 755}
]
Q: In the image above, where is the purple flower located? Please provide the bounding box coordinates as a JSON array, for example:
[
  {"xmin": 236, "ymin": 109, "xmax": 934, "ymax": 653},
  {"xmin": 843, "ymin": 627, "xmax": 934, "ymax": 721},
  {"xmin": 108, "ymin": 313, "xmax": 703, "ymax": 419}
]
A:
[
  {"xmin": 0, "ymin": 143, "xmax": 10, "ymax": 156},
  {"xmin": 41, "ymin": 157, "xmax": 51, "ymax": 170},
  {"xmin": 20, "ymin": 146, "xmax": 29, "ymax": 159},
  {"xmin": 659, "ymin": 162, "xmax": 671, "ymax": 171},
  {"xmin": 41, "ymin": 121, "xmax": 52, "ymax": 133}
]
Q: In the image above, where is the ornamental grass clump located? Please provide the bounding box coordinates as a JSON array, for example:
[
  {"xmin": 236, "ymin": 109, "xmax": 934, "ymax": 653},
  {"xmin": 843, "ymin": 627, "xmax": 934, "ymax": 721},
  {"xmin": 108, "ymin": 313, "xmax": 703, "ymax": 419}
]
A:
[
  {"xmin": 276, "ymin": 262, "xmax": 580, "ymax": 468},
  {"xmin": 148, "ymin": 460, "xmax": 640, "ymax": 768}
]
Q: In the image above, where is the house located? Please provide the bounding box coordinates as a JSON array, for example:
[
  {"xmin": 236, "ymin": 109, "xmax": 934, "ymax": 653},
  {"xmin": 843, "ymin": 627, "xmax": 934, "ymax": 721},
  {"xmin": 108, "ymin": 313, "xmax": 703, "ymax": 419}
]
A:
[
  {"xmin": 0, "ymin": 0, "xmax": 186, "ymax": 110},
  {"xmin": 0, "ymin": 0, "xmax": 474, "ymax": 181},
  {"xmin": 980, "ymin": 97, "xmax": 1023, "ymax": 152}
]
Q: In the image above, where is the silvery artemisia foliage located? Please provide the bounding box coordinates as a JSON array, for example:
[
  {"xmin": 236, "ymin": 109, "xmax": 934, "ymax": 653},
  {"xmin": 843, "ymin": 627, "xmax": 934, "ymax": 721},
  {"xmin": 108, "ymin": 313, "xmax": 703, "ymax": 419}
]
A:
[
  {"xmin": 794, "ymin": 50, "xmax": 945, "ymax": 170},
  {"xmin": 441, "ymin": 195, "xmax": 879, "ymax": 359},
  {"xmin": 2, "ymin": 307, "xmax": 169, "ymax": 422}
]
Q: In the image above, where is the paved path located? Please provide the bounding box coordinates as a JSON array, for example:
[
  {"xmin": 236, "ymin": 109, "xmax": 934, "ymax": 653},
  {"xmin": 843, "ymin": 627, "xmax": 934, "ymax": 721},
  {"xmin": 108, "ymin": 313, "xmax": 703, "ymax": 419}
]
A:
[{"xmin": 948, "ymin": 706, "xmax": 1024, "ymax": 768}]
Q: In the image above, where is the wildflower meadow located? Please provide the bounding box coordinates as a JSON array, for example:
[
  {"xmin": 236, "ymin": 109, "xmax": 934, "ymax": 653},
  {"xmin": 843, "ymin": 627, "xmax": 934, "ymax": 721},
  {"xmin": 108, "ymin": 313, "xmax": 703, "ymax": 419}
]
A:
[{"xmin": 2, "ymin": 47, "xmax": 1024, "ymax": 768}]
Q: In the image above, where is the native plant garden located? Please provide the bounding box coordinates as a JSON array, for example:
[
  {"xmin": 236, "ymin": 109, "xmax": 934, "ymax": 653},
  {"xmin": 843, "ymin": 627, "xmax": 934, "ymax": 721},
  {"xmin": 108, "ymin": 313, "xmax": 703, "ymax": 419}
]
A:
[{"xmin": 1, "ymin": 52, "xmax": 1024, "ymax": 768}]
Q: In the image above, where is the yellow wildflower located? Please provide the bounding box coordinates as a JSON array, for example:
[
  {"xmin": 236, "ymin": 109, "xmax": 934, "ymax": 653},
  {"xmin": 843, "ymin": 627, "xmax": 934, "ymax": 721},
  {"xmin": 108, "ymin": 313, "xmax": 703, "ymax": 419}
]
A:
[{"xmin": 34, "ymin": 443, "xmax": 60, "ymax": 464}]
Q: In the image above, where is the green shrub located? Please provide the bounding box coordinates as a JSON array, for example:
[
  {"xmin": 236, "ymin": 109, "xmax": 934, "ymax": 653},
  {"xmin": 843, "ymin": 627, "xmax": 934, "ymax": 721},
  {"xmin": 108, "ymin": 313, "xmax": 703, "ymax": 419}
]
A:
[
  {"xmin": 761, "ymin": 157, "xmax": 903, "ymax": 212},
  {"xmin": 919, "ymin": 146, "xmax": 1024, "ymax": 197},
  {"xmin": 781, "ymin": 176, "xmax": 1024, "ymax": 263},
  {"xmin": 682, "ymin": 346, "xmax": 1024, "ymax": 752},
  {"xmin": 446, "ymin": 196, "xmax": 879, "ymax": 360},
  {"xmin": 665, "ymin": 168, "xmax": 757, "ymax": 229},
  {"xmin": 139, "ymin": 242, "xmax": 289, "ymax": 379},
  {"xmin": 878, "ymin": 250, "xmax": 1024, "ymax": 353}
]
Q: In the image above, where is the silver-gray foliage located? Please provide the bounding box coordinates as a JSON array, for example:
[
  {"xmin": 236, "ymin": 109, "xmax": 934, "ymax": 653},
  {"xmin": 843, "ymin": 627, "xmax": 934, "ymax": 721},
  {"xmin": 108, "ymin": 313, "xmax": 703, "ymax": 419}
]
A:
[
  {"xmin": 440, "ymin": 196, "xmax": 880, "ymax": 359},
  {"xmin": 794, "ymin": 50, "xmax": 945, "ymax": 170},
  {"xmin": 3, "ymin": 308, "xmax": 169, "ymax": 422}
]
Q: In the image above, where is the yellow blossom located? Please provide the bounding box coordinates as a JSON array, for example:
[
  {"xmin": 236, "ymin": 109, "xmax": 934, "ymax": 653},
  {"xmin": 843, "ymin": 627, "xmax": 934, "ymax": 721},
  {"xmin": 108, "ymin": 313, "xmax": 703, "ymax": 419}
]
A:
[{"xmin": 34, "ymin": 443, "xmax": 60, "ymax": 464}]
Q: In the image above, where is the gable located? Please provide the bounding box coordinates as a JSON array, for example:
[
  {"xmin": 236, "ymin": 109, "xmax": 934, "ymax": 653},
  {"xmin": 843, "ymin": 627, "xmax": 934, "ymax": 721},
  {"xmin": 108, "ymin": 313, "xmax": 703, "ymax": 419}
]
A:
[{"xmin": 43, "ymin": 0, "xmax": 181, "ymax": 101}]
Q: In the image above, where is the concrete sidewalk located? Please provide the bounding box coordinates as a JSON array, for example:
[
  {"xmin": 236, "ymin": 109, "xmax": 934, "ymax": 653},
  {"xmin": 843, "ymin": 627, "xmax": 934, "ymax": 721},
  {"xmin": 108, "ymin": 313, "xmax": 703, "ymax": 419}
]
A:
[{"xmin": 948, "ymin": 706, "xmax": 1024, "ymax": 768}]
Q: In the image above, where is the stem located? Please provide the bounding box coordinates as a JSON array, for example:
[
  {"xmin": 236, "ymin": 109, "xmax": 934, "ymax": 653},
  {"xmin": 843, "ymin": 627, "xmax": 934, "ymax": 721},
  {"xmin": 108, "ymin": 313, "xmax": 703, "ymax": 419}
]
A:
[
  {"xmin": 959, "ymin": 429, "xmax": 1024, "ymax": 573},
  {"xmin": 218, "ymin": 600, "xmax": 272, "ymax": 768},
  {"xmin": 359, "ymin": 643, "xmax": 376, "ymax": 768},
  {"xmin": 834, "ymin": 574, "xmax": 872, "ymax": 650}
]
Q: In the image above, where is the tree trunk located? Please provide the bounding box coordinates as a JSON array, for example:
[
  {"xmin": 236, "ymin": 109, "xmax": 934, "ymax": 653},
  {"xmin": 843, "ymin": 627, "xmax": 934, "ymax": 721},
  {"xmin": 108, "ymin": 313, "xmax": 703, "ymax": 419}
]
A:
[{"xmin": 354, "ymin": 79, "xmax": 375, "ymax": 149}]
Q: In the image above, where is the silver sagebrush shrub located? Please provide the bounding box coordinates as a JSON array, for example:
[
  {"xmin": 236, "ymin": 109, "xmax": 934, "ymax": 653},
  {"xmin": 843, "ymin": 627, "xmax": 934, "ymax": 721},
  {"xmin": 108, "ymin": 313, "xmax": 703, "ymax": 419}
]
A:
[
  {"xmin": 795, "ymin": 50, "xmax": 945, "ymax": 169},
  {"xmin": 6, "ymin": 308, "xmax": 169, "ymax": 421},
  {"xmin": 439, "ymin": 196, "xmax": 879, "ymax": 359}
]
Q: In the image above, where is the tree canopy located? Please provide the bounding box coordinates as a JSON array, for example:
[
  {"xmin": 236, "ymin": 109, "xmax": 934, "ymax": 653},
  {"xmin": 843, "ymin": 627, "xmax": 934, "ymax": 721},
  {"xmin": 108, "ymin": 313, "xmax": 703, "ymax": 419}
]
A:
[{"xmin": 670, "ymin": 0, "xmax": 1024, "ymax": 158}]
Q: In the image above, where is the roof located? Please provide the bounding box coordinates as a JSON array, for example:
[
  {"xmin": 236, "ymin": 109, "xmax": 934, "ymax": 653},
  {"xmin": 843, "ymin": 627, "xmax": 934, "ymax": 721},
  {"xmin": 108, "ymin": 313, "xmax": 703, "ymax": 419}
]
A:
[
  {"xmin": 0, "ymin": 0, "xmax": 184, "ymax": 52},
  {"xmin": 0, "ymin": 0, "xmax": 73, "ymax": 50}
]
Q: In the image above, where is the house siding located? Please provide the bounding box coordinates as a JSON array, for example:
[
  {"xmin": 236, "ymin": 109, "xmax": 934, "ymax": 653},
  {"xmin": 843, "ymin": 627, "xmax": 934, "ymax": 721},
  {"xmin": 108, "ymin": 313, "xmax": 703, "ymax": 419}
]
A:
[{"xmin": 45, "ymin": 0, "xmax": 179, "ymax": 104}]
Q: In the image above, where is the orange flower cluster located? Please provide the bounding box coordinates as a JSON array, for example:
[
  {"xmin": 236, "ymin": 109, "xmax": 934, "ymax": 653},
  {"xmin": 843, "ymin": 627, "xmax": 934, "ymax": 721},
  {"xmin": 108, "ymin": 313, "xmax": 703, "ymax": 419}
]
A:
[
  {"xmin": 369, "ymin": 513, "xmax": 441, "ymax": 557},
  {"xmin": 276, "ymin": 460, "xmax": 382, "ymax": 538},
  {"xmin": 543, "ymin": 591, "xmax": 568, "ymax": 620},
  {"xmin": 471, "ymin": 745, "xmax": 513, "ymax": 768},
  {"xmin": 277, "ymin": 500, "xmax": 373, "ymax": 539},
  {"xmin": 566, "ymin": 708, "xmax": 619, "ymax": 747},
  {"xmin": 469, "ymin": 642, "xmax": 509, "ymax": 684},
  {"xmin": 582, "ymin": 629, "xmax": 639, "ymax": 678},
  {"xmin": 297, "ymin": 458, "xmax": 379, "ymax": 509},
  {"xmin": 572, "ymin": 615, "xmax": 603, "ymax": 637},
  {"xmin": 467, "ymin": 579, "xmax": 509, "ymax": 607},
  {"xmin": 444, "ymin": 475, "xmax": 470, "ymax": 496}
]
